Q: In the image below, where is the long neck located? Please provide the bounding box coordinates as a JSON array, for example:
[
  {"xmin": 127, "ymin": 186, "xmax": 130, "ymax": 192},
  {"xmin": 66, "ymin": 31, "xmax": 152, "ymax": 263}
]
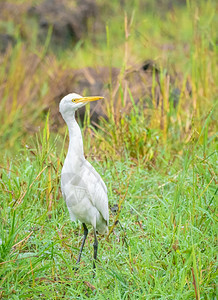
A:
[{"xmin": 65, "ymin": 114, "xmax": 85, "ymax": 162}]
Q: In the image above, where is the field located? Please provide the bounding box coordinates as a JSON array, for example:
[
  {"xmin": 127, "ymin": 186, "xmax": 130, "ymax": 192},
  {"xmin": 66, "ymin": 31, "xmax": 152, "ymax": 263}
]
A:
[{"xmin": 0, "ymin": 0, "xmax": 217, "ymax": 299}]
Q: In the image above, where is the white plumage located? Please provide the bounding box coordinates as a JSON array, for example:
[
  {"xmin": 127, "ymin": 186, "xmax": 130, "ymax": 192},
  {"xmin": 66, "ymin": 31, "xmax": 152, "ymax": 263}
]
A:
[{"xmin": 59, "ymin": 93, "xmax": 109, "ymax": 269}]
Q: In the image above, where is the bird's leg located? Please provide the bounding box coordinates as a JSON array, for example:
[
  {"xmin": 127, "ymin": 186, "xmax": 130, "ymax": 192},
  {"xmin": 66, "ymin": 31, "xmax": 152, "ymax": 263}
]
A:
[
  {"xmin": 93, "ymin": 228, "xmax": 98, "ymax": 270},
  {"xmin": 76, "ymin": 223, "xmax": 88, "ymax": 264}
]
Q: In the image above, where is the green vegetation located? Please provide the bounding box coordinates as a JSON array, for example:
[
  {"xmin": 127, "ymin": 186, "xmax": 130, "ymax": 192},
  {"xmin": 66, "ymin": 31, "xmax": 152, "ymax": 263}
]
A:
[{"xmin": 0, "ymin": 0, "xmax": 217, "ymax": 299}]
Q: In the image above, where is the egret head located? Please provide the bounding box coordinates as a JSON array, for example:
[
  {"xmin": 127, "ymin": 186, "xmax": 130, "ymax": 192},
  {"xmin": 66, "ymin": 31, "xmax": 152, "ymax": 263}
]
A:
[{"xmin": 59, "ymin": 93, "xmax": 104, "ymax": 121}]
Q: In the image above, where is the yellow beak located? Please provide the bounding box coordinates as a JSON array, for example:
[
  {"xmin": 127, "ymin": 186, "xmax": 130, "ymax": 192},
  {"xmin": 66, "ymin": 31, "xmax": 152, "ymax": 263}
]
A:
[{"xmin": 74, "ymin": 96, "xmax": 104, "ymax": 103}]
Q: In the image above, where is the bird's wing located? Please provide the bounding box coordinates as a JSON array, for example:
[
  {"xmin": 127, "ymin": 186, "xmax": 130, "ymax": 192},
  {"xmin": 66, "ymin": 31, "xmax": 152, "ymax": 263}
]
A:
[{"xmin": 82, "ymin": 160, "xmax": 109, "ymax": 225}]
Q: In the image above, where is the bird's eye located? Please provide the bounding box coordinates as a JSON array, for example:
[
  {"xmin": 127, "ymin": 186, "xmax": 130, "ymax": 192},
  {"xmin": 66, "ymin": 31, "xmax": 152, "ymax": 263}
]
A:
[{"xmin": 72, "ymin": 99, "xmax": 76, "ymax": 102}]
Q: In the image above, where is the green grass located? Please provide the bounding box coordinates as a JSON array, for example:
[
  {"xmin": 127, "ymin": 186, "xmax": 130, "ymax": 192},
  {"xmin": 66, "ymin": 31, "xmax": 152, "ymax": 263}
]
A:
[
  {"xmin": 0, "ymin": 0, "xmax": 217, "ymax": 298},
  {"xmin": 0, "ymin": 110, "xmax": 217, "ymax": 298}
]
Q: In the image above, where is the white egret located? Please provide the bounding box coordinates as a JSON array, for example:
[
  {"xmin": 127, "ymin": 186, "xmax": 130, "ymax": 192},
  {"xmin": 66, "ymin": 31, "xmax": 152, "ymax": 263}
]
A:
[{"xmin": 59, "ymin": 93, "xmax": 109, "ymax": 270}]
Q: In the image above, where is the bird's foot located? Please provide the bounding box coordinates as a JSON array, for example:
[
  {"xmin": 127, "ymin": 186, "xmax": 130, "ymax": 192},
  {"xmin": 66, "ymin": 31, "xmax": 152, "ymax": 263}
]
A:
[
  {"xmin": 73, "ymin": 261, "xmax": 80, "ymax": 272},
  {"xmin": 73, "ymin": 266, "xmax": 78, "ymax": 272}
]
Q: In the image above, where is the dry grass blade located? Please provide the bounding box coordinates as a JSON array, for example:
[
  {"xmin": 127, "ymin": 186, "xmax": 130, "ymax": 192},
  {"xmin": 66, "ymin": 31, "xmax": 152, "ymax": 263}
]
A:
[
  {"xmin": 83, "ymin": 281, "xmax": 96, "ymax": 291},
  {"xmin": 0, "ymin": 255, "xmax": 38, "ymax": 266},
  {"xmin": 191, "ymin": 267, "xmax": 200, "ymax": 300},
  {"xmin": 12, "ymin": 231, "xmax": 34, "ymax": 249},
  {"xmin": 107, "ymin": 171, "xmax": 133, "ymax": 240},
  {"xmin": 14, "ymin": 165, "xmax": 48, "ymax": 208}
]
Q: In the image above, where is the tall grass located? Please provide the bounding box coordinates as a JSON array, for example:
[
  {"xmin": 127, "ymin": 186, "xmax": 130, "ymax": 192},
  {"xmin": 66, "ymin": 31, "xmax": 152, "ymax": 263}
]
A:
[
  {"xmin": 0, "ymin": 109, "xmax": 217, "ymax": 298},
  {"xmin": 0, "ymin": 0, "xmax": 217, "ymax": 298}
]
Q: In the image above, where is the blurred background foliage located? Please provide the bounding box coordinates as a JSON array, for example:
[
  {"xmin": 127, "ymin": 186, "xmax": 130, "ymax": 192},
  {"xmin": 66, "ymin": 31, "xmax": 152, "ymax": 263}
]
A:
[{"xmin": 0, "ymin": 0, "xmax": 216, "ymax": 160}]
